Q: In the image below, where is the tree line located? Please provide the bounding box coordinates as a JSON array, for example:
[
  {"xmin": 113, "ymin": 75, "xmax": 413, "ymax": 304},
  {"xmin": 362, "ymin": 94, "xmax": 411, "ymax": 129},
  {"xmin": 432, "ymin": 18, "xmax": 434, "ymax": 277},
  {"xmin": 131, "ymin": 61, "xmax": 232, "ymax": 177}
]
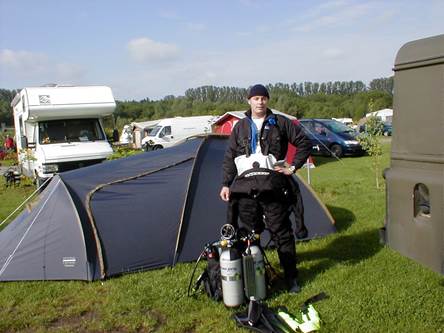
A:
[
  {"xmin": 0, "ymin": 89, "xmax": 19, "ymax": 127},
  {"xmin": 0, "ymin": 77, "xmax": 393, "ymax": 128}
]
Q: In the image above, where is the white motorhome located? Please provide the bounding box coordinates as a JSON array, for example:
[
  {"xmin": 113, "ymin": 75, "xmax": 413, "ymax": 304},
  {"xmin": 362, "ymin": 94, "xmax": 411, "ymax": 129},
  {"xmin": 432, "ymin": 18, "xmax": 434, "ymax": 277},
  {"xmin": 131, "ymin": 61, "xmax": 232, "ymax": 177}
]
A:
[
  {"xmin": 11, "ymin": 85, "xmax": 114, "ymax": 186},
  {"xmin": 141, "ymin": 115, "xmax": 215, "ymax": 150}
]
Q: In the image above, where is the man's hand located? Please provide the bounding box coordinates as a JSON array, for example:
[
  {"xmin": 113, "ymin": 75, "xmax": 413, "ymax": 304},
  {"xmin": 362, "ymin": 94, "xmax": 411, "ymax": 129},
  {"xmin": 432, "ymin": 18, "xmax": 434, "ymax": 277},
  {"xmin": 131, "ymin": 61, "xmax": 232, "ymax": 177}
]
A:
[
  {"xmin": 274, "ymin": 165, "xmax": 295, "ymax": 176},
  {"xmin": 220, "ymin": 186, "xmax": 230, "ymax": 202}
]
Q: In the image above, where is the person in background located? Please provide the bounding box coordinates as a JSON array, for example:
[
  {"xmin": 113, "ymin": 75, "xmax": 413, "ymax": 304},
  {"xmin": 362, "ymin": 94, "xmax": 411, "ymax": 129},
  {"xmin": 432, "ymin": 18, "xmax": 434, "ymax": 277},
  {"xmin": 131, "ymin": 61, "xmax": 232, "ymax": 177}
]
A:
[
  {"xmin": 220, "ymin": 84, "xmax": 312, "ymax": 293},
  {"xmin": 4, "ymin": 134, "xmax": 14, "ymax": 151}
]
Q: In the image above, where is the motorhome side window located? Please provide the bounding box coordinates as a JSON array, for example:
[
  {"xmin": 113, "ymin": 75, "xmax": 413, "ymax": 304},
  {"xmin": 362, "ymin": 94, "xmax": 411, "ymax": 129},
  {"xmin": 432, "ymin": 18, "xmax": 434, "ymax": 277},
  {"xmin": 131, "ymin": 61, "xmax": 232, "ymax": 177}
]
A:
[{"xmin": 38, "ymin": 119, "xmax": 105, "ymax": 144}]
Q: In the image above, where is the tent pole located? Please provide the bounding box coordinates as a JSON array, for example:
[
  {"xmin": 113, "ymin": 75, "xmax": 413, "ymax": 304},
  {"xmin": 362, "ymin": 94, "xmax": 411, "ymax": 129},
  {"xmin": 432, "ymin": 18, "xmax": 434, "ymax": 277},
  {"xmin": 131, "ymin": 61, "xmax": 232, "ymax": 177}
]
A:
[{"xmin": 172, "ymin": 137, "xmax": 207, "ymax": 266}]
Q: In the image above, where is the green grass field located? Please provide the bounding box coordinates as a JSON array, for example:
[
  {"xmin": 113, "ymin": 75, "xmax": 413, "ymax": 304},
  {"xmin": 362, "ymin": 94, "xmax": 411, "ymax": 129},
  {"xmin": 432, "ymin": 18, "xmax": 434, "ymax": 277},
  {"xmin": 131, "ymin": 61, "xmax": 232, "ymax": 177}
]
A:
[{"xmin": 1, "ymin": 140, "xmax": 443, "ymax": 333}]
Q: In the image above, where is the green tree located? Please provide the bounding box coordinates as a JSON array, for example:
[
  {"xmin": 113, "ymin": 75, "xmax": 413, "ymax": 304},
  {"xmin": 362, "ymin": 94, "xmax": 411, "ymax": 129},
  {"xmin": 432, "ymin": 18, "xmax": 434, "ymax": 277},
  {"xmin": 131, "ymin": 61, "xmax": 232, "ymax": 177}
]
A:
[
  {"xmin": 357, "ymin": 115, "xmax": 384, "ymax": 189},
  {"xmin": 369, "ymin": 76, "xmax": 394, "ymax": 95}
]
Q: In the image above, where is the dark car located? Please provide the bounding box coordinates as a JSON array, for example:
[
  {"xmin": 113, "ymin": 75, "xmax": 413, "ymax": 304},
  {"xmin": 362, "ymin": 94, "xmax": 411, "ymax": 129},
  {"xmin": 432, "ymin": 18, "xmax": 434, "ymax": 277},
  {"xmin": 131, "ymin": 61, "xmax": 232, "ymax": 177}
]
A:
[
  {"xmin": 299, "ymin": 118, "xmax": 364, "ymax": 157},
  {"xmin": 359, "ymin": 122, "xmax": 392, "ymax": 136},
  {"xmin": 382, "ymin": 123, "xmax": 392, "ymax": 136}
]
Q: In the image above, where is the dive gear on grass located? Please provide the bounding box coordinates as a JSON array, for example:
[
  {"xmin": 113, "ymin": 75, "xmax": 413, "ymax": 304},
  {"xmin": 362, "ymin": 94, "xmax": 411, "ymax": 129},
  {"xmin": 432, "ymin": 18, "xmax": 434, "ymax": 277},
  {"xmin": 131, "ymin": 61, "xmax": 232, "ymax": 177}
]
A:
[
  {"xmin": 234, "ymin": 300, "xmax": 295, "ymax": 333},
  {"xmin": 187, "ymin": 243, "xmax": 222, "ymax": 301},
  {"xmin": 234, "ymin": 298, "xmax": 324, "ymax": 333},
  {"xmin": 188, "ymin": 224, "xmax": 268, "ymax": 307}
]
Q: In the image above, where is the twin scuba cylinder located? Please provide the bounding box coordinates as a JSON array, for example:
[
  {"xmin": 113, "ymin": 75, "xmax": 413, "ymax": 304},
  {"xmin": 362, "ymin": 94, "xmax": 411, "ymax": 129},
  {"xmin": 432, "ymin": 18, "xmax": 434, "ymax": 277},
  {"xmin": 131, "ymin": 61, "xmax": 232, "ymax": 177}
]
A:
[{"xmin": 218, "ymin": 224, "xmax": 266, "ymax": 307}]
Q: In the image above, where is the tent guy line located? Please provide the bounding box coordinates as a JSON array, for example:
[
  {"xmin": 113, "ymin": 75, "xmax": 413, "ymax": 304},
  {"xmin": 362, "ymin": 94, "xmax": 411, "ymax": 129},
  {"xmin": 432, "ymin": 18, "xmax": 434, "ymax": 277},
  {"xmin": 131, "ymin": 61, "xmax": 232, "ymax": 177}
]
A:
[{"xmin": 0, "ymin": 177, "xmax": 51, "ymax": 228}]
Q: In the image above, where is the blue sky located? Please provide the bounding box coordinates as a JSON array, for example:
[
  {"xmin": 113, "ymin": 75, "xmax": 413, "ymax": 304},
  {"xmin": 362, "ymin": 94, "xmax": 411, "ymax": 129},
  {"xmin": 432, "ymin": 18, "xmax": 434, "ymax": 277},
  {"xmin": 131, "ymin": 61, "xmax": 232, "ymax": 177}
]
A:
[{"xmin": 0, "ymin": 0, "xmax": 442, "ymax": 101}]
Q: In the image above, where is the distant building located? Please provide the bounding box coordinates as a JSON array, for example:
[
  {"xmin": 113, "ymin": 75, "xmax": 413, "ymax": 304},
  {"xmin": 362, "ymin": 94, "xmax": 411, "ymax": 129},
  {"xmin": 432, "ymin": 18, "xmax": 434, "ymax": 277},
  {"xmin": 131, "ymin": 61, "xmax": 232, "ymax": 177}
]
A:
[{"xmin": 366, "ymin": 108, "xmax": 393, "ymax": 123}]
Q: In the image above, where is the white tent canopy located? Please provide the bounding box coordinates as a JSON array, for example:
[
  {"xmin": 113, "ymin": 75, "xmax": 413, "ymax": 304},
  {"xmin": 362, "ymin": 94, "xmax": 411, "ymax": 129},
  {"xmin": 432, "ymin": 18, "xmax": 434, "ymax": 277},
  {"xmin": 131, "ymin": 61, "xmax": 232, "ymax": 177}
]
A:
[{"xmin": 365, "ymin": 108, "xmax": 393, "ymax": 123}]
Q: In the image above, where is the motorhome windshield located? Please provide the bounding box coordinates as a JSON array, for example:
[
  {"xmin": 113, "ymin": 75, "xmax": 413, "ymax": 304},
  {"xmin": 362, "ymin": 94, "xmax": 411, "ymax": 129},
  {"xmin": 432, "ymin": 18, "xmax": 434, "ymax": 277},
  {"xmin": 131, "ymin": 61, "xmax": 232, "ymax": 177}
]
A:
[
  {"xmin": 147, "ymin": 125, "xmax": 162, "ymax": 137},
  {"xmin": 38, "ymin": 118, "xmax": 105, "ymax": 144},
  {"xmin": 323, "ymin": 120, "xmax": 355, "ymax": 133}
]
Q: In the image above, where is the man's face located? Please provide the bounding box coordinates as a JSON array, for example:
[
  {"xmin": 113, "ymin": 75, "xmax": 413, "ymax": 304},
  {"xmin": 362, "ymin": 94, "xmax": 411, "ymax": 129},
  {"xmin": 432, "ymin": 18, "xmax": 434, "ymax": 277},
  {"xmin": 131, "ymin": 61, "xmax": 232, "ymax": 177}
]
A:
[{"xmin": 248, "ymin": 95, "xmax": 269, "ymax": 118}]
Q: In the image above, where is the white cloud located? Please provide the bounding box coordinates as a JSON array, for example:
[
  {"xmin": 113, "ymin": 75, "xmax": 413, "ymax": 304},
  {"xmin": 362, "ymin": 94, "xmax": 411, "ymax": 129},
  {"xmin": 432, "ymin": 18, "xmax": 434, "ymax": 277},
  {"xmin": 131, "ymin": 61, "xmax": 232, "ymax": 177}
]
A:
[
  {"xmin": 0, "ymin": 49, "xmax": 85, "ymax": 85},
  {"xmin": 293, "ymin": 1, "xmax": 373, "ymax": 32},
  {"xmin": 127, "ymin": 37, "xmax": 180, "ymax": 63},
  {"xmin": 0, "ymin": 49, "xmax": 48, "ymax": 73},
  {"xmin": 113, "ymin": 30, "xmax": 398, "ymax": 100}
]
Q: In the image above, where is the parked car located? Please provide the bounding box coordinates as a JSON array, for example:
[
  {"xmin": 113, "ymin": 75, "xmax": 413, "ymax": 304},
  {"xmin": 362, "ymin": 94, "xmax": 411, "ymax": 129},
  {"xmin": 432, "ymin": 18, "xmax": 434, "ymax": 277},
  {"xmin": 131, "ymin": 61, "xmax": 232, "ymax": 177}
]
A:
[
  {"xmin": 382, "ymin": 122, "xmax": 392, "ymax": 136},
  {"xmin": 299, "ymin": 118, "xmax": 364, "ymax": 157},
  {"xmin": 359, "ymin": 122, "xmax": 392, "ymax": 136}
]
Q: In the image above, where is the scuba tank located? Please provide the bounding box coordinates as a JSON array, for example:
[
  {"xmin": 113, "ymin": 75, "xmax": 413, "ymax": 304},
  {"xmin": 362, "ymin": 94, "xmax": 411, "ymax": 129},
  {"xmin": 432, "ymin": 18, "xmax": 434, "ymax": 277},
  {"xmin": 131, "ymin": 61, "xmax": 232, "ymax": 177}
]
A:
[
  {"xmin": 219, "ymin": 224, "xmax": 244, "ymax": 307},
  {"xmin": 242, "ymin": 232, "xmax": 266, "ymax": 301},
  {"xmin": 220, "ymin": 244, "xmax": 244, "ymax": 307},
  {"xmin": 250, "ymin": 241, "xmax": 266, "ymax": 300}
]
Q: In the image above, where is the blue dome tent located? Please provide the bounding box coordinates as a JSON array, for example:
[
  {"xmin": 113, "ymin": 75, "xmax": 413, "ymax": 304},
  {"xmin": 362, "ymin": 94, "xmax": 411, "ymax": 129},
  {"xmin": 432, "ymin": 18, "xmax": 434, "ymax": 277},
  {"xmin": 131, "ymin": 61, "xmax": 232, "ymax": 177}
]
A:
[{"xmin": 0, "ymin": 135, "xmax": 335, "ymax": 281}]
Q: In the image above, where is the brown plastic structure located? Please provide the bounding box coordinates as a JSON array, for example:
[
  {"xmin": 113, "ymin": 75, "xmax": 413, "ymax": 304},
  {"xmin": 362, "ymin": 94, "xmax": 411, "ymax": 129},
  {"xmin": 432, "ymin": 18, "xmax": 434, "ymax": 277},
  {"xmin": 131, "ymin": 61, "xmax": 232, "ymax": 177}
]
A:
[{"xmin": 384, "ymin": 34, "xmax": 444, "ymax": 274}]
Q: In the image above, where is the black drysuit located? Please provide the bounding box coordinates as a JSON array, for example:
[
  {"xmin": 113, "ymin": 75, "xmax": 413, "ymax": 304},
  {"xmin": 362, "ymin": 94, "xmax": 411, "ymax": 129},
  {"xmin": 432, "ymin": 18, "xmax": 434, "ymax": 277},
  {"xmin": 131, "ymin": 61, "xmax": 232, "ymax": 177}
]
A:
[{"xmin": 222, "ymin": 109, "xmax": 312, "ymax": 280}]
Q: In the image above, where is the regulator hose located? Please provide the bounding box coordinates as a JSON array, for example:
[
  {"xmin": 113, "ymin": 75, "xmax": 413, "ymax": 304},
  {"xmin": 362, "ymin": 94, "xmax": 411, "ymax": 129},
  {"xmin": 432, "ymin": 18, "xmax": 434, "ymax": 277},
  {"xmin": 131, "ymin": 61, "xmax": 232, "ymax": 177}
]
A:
[{"xmin": 187, "ymin": 244, "xmax": 209, "ymax": 297}]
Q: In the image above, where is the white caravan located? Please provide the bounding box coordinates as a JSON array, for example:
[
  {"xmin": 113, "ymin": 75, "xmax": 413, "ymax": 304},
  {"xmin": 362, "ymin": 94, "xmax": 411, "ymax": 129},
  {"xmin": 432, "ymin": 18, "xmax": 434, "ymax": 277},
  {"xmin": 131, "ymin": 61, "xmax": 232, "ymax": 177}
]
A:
[
  {"xmin": 141, "ymin": 115, "xmax": 215, "ymax": 150},
  {"xmin": 11, "ymin": 85, "xmax": 114, "ymax": 186}
]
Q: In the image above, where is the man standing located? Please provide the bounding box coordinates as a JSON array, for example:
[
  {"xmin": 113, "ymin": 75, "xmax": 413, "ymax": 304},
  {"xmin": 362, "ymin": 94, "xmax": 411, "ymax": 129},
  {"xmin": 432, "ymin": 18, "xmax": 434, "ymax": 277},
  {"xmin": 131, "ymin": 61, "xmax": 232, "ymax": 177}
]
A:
[{"xmin": 219, "ymin": 84, "xmax": 312, "ymax": 293}]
